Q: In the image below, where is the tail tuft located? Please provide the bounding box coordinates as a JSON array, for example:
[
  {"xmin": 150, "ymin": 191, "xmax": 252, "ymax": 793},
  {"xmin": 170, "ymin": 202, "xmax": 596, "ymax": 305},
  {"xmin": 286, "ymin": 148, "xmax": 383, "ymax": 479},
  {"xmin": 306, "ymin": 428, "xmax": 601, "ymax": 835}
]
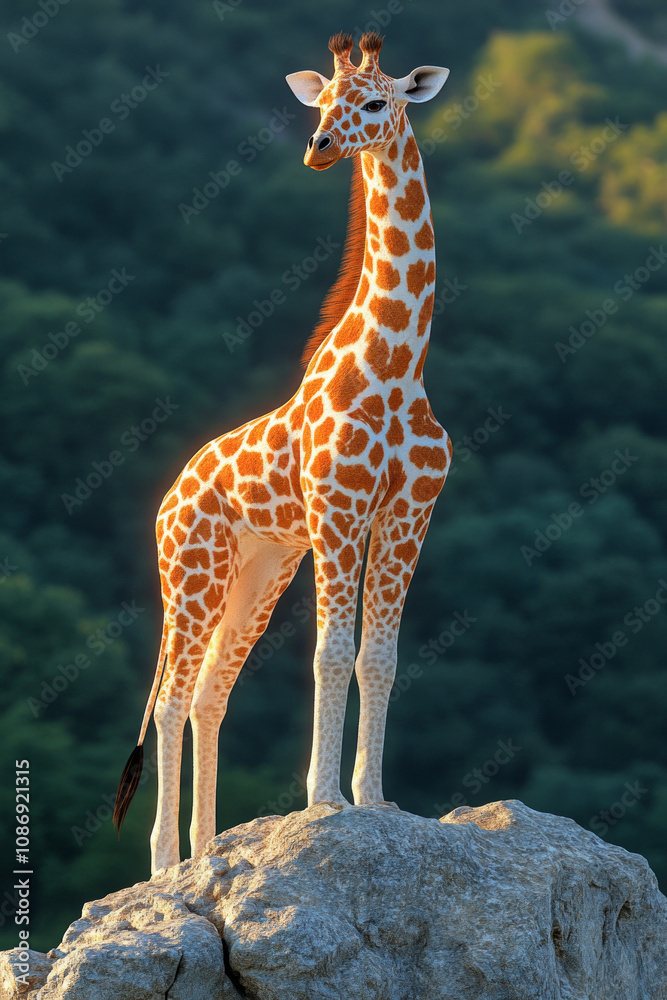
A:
[{"xmin": 113, "ymin": 745, "xmax": 144, "ymax": 835}]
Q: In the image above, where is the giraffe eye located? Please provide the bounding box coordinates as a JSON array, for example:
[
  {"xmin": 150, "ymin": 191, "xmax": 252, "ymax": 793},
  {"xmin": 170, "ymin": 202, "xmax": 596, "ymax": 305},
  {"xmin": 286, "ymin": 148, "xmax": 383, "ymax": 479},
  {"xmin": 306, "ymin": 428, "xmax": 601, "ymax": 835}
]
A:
[{"xmin": 361, "ymin": 100, "xmax": 386, "ymax": 113}]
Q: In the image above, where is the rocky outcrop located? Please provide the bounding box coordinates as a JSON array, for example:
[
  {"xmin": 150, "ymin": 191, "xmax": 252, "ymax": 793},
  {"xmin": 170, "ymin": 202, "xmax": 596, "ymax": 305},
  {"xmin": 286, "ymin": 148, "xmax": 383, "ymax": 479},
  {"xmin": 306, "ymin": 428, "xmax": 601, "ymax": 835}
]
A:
[{"xmin": 3, "ymin": 799, "xmax": 667, "ymax": 999}]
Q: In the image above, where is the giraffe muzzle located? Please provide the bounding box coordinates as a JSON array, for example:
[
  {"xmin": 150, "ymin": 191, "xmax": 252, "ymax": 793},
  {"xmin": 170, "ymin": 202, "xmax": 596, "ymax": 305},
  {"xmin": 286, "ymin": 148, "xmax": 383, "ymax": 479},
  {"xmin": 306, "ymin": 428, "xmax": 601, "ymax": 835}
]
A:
[{"xmin": 304, "ymin": 130, "xmax": 340, "ymax": 170}]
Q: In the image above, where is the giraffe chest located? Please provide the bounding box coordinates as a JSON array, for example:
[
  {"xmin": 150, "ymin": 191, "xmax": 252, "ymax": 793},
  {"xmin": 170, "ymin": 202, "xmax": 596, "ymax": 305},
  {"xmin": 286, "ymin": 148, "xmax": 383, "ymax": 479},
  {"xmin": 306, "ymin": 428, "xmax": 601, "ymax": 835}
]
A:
[{"xmin": 298, "ymin": 378, "xmax": 451, "ymax": 511}]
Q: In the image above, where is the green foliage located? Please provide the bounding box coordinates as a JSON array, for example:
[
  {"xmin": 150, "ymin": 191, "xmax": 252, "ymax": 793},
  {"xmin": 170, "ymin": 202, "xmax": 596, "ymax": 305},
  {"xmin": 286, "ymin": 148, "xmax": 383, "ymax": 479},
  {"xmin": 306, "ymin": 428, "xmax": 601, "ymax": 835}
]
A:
[{"xmin": 0, "ymin": 0, "xmax": 666, "ymax": 950}]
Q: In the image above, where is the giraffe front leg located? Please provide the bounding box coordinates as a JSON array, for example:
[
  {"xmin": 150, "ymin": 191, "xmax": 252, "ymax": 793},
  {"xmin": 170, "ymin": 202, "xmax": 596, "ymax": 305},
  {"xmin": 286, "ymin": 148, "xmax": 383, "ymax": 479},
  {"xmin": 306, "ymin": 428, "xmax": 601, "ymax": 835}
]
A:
[
  {"xmin": 307, "ymin": 540, "xmax": 366, "ymax": 809},
  {"xmin": 351, "ymin": 504, "xmax": 434, "ymax": 807}
]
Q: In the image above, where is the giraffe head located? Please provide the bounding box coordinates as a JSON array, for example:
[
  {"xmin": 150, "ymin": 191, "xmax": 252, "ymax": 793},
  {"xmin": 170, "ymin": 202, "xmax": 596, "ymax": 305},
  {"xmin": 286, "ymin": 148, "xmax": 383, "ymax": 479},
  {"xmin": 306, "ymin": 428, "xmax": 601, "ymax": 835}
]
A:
[{"xmin": 286, "ymin": 32, "xmax": 449, "ymax": 170}]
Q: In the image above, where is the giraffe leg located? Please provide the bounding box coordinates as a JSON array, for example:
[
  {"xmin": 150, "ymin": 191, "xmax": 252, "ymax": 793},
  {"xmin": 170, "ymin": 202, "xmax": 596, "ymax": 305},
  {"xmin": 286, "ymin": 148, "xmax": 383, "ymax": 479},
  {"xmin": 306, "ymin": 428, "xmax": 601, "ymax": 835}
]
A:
[
  {"xmin": 307, "ymin": 537, "xmax": 367, "ymax": 808},
  {"xmin": 151, "ymin": 510, "xmax": 240, "ymax": 873},
  {"xmin": 351, "ymin": 503, "xmax": 435, "ymax": 806},
  {"xmin": 189, "ymin": 541, "xmax": 305, "ymax": 857}
]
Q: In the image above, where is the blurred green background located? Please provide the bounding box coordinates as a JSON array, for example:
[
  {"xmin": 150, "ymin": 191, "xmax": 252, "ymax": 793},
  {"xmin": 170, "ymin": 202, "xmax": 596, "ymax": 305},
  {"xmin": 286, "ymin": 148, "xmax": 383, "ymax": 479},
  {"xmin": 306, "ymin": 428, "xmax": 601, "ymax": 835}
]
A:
[{"xmin": 1, "ymin": 0, "xmax": 666, "ymax": 950}]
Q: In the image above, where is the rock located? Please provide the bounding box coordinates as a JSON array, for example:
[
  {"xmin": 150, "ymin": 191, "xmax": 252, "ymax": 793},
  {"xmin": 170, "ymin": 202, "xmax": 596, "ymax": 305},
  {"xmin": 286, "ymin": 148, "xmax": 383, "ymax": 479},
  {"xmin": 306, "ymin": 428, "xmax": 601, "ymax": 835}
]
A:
[{"xmin": 2, "ymin": 800, "xmax": 666, "ymax": 999}]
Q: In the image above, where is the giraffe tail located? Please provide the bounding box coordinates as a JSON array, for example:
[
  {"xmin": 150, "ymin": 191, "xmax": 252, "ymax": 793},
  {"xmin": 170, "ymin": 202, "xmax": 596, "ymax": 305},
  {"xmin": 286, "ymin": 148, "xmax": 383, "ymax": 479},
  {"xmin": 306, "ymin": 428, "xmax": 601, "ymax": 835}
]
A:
[{"xmin": 113, "ymin": 615, "xmax": 169, "ymax": 834}]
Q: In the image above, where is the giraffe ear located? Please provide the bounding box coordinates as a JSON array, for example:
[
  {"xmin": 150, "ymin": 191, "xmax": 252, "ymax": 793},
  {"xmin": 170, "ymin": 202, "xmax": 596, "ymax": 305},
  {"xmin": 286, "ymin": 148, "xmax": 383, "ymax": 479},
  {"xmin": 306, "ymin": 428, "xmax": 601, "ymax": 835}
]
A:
[
  {"xmin": 393, "ymin": 66, "xmax": 450, "ymax": 104},
  {"xmin": 285, "ymin": 71, "xmax": 331, "ymax": 107}
]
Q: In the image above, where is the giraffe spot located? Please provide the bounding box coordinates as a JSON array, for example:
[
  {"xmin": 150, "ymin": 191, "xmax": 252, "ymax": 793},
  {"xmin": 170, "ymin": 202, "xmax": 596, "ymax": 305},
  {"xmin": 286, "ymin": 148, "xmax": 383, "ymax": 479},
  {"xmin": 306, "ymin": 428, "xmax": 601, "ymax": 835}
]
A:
[
  {"xmin": 327, "ymin": 353, "xmax": 370, "ymax": 412},
  {"xmin": 402, "ymin": 135, "xmax": 420, "ymax": 171},
  {"xmin": 321, "ymin": 561, "xmax": 338, "ymax": 580},
  {"xmin": 173, "ymin": 524, "xmax": 186, "ymax": 545},
  {"xmin": 247, "ymin": 417, "xmax": 268, "ymax": 446},
  {"xmin": 335, "ymin": 463, "xmax": 375, "ymax": 494},
  {"xmin": 302, "ymin": 423, "xmax": 312, "ymax": 459},
  {"xmin": 179, "ymin": 505, "xmax": 196, "ymax": 527},
  {"xmin": 307, "ymin": 396, "xmax": 324, "ymax": 422},
  {"xmin": 239, "ymin": 481, "xmax": 271, "ymax": 504},
  {"xmin": 290, "ymin": 404, "xmax": 305, "ymax": 429},
  {"xmin": 267, "ymin": 423, "xmax": 288, "ymax": 451},
  {"xmin": 180, "ymin": 476, "xmax": 199, "ymax": 500},
  {"xmin": 269, "ymin": 470, "xmax": 291, "ymax": 496},
  {"xmin": 368, "ymin": 218, "xmax": 379, "ymax": 236},
  {"xmin": 311, "ymin": 450, "xmax": 332, "ymax": 479},
  {"xmin": 341, "ymin": 120, "xmax": 350, "ymax": 131},
  {"xmin": 348, "ymin": 132, "xmax": 358, "ymax": 142},
  {"xmin": 414, "ymin": 343, "xmax": 429, "ymax": 381},
  {"xmin": 447, "ymin": 436, "xmax": 453, "ymax": 459},
  {"xmin": 410, "ymin": 444, "xmax": 448, "ymax": 470},
  {"xmin": 395, "ymin": 179, "xmax": 425, "ymax": 221},
  {"xmin": 316, "ymin": 350, "xmax": 336, "ymax": 372},
  {"xmin": 248, "ymin": 507, "xmax": 272, "ymax": 527},
  {"xmin": 196, "ymin": 451, "xmax": 217, "ymax": 481},
  {"xmin": 185, "ymin": 599, "xmax": 206, "ymax": 621},
  {"xmin": 199, "ymin": 489, "xmax": 221, "ymax": 517},
  {"xmin": 337, "ymin": 423, "xmax": 369, "ymax": 457},
  {"xmin": 370, "ymin": 238, "xmax": 380, "ymax": 253},
  {"xmin": 407, "ymin": 398, "xmax": 444, "ymax": 439},
  {"xmin": 364, "ymin": 248, "xmax": 374, "ymax": 273},
  {"xmin": 182, "ymin": 547, "xmax": 210, "ymax": 570},
  {"xmin": 332, "ymin": 510, "xmax": 353, "ymax": 536},
  {"xmin": 330, "ymin": 489, "xmax": 352, "ymax": 509},
  {"xmin": 415, "ymin": 220, "xmax": 434, "ymax": 249},
  {"xmin": 204, "ymin": 584, "xmax": 225, "ymax": 611},
  {"xmin": 216, "ymin": 465, "xmax": 234, "ymax": 492},
  {"xmin": 364, "ymin": 154, "xmax": 375, "ymax": 176},
  {"xmin": 352, "ymin": 111, "xmax": 361, "ymax": 125},
  {"xmin": 365, "ymin": 123, "xmax": 381, "ymax": 139},
  {"xmin": 417, "ymin": 293, "xmax": 435, "ymax": 336},
  {"xmin": 237, "ymin": 451, "xmax": 263, "ymax": 477},
  {"xmin": 339, "ymin": 544, "xmax": 357, "ymax": 573},
  {"xmin": 350, "ymin": 393, "xmax": 385, "ymax": 433},
  {"xmin": 163, "ymin": 536, "xmax": 175, "ymax": 558},
  {"xmin": 303, "ymin": 378, "xmax": 325, "ymax": 403},
  {"xmin": 412, "ymin": 475, "xmax": 445, "ymax": 503},
  {"xmin": 278, "ymin": 452, "xmax": 290, "ymax": 469},
  {"xmin": 381, "ymin": 457, "xmax": 407, "ymax": 506},
  {"xmin": 379, "ymin": 162, "xmax": 398, "ymax": 188},
  {"xmin": 394, "ymin": 498, "xmax": 409, "ymax": 518},
  {"xmin": 170, "ymin": 564, "xmax": 186, "ymax": 587},
  {"xmin": 365, "ymin": 333, "xmax": 413, "ymax": 381},
  {"xmin": 369, "ymin": 296, "xmax": 411, "ymax": 333},
  {"xmin": 388, "ymin": 140, "xmax": 398, "ymax": 160},
  {"xmin": 376, "ymin": 261, "xmax": 400, "ymax": 291},
  {"xmin": 369, "ymin": 189, "xmax": 388, "ymax": 218},
  {"xmin": 314, "ymin": 416, "xmax": 335, "ymax": 447},
  {"xmin": 369, "ymin": 442, "xmax": 384, "ymax": 468},
  {"xmin": 221, "ymin": 433, "xmax": 244, "ymax": 457},
  {"xmin": 388, "ymin": 387, "xmax": 403, "ymax": 411},
  {"xmin": 394, "ymin": 538, "xmax": 419, "ymax": 566},
  {"xmin": 384, "ymin": 226, "xmax": 410, "ymax": 256},
  {"xmin": 331, "ymin": 104, "xmax": 343, "ymax": 120},
  {"xmin": 407, "ymin": 260, "xmax": 434, "ymax": 298},
  {"xmin": 161, "ymin": 492, "xmax": 178, "ymax": 512},
  {"xmin": 334, "ymin": 312, "xmax": 365, "ymax": 348},
  {"xmin": 387, "ymin": 415, "xmax": 404, "ymax": 446},
  {"xmin": 355, "ymin": 274, "xmax": 370, "ymax": 306},
  {"xmin": 311, "ymin": 495, "xmax": 327, "ymax": 513},
  {"xmin": 183, "ymin": 573, "xmax": 208, "ymax": 595},
  {"xmin": 321, "ymin": 523, "xmax": 341, "ymax": 551},
  {"xmin": 356, "ymin": 498, "xmax": 367, "ymax": 514}
]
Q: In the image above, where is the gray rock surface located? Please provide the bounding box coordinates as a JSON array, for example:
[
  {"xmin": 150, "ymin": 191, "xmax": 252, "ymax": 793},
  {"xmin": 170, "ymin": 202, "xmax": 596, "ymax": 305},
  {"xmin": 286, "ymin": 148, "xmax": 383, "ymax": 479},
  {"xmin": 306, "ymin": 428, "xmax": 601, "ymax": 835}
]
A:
[{"xmin": 2, "ymin": 799, "xmax": 666, "ymax": 999}]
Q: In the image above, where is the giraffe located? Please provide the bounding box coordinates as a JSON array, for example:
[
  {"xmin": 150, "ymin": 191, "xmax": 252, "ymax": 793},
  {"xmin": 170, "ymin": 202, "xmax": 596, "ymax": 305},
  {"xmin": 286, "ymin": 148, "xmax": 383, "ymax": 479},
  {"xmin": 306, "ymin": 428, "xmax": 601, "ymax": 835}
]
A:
[{"xmin": 114, "ymin": 31, "xmax": 452, "ymax": 874}]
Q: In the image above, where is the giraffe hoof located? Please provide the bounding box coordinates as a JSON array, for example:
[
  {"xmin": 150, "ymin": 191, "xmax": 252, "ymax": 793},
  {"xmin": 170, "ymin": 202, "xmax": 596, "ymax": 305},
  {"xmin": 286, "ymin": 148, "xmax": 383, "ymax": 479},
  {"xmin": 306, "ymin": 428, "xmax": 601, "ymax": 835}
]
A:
[{"xmin": 311, "ymin": 795, "xmax": 351, "ymax": 811}]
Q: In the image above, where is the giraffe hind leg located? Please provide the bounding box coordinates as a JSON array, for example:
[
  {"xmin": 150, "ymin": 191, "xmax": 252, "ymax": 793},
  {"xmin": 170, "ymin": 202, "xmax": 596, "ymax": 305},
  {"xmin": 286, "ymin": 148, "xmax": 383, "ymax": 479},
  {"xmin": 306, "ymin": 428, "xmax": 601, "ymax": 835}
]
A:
[
  {"xmin": 189, "ymin": 541, "xmax": 305, "ymax": 856},
  {"xmin": 150, "ymin": 507, "xmax": 240, "ymax": 872}
]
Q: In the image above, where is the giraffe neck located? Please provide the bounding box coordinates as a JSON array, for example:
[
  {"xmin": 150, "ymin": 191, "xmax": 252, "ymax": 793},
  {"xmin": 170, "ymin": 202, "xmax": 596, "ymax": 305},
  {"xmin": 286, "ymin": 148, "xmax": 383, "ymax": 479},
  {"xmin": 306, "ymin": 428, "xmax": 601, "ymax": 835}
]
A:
[{"xmin": 356, "ymin": 115, "xmax": 435, "ymax": 382}]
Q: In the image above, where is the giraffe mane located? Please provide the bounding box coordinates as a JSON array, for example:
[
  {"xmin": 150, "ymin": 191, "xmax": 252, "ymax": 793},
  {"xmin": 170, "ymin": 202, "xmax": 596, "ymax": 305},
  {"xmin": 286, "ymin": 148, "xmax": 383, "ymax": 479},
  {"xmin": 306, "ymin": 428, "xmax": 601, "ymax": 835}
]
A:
[{"xmin": 301, "ymin": 156, "xmax": 367, "ymax": 367}]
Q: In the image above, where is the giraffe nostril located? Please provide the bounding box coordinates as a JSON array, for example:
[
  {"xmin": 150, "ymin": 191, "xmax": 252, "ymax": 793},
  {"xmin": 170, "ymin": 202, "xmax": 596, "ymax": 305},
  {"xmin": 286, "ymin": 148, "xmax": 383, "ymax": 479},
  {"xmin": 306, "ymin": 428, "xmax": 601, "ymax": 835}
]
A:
[
  {"xmin": 318, "ymin": 135, "xmax": 331, "ymax": 151},
  {"xmin": 308, "ymin": 136, "xmax": 314, "ymax": 149}
]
